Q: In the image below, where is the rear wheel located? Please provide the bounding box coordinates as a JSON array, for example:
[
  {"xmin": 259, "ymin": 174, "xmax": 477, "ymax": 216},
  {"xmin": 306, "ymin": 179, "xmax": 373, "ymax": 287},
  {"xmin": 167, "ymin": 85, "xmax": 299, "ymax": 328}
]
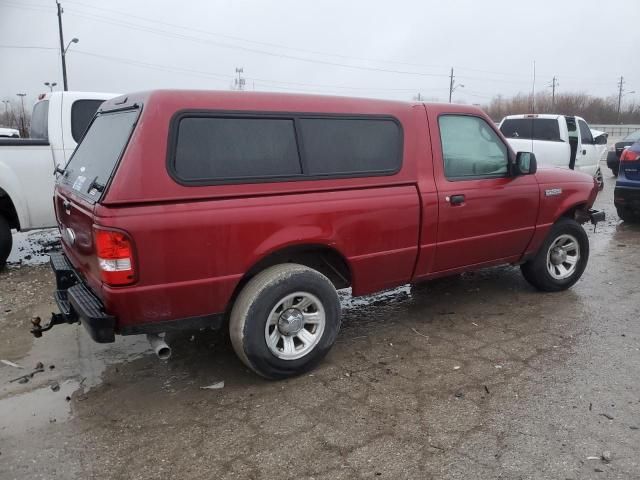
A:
[
  {"xmin": 611, "ymin": 165, "xmax": 619, "ymax": 177},
  {"xmin": 521, "ymin": 218, "xmax": 589, "ymax": 292},
  {"xmin": 0, "ymin": 216, "xmax": 12, "ymax": 270},
  {"xmin": 229, "ymin": 263, "xmax": 341, "ymax": 379}
]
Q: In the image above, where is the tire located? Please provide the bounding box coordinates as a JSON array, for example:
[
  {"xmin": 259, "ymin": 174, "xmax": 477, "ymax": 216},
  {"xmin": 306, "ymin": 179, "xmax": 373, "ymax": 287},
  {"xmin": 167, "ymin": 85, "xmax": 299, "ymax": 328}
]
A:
[
  {"xmin": 229, "ymin": 263, "xmax": 341, "ymax": 379},
  {"xmin": 611, "ymin": 166, "xmax": 619, "ymax": 177},
  {"xmin": 0, "ymin": 216, "xmax": 12, "ymax": 270},
  {"xmin": 595, "ymin": 168, "xmax": 604, "ymax": 191},
  {"xmin": 617, "ymin": 206, "xmax": 640, "ymax": 223},
  {"xmin": 520, "ymin": 217, "xmax": 589, "ymax": 292}
]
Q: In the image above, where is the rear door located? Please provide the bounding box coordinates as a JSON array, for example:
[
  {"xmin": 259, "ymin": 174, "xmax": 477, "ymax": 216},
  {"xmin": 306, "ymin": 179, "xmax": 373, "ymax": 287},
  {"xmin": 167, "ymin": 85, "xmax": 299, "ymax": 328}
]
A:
[
  {"xmin": 55, "ymin": 108, "xmax": 139, "ymax": 289},
  {"xmin": 426, "ymin": 111, "xmax": 539, "ymax": 273}
]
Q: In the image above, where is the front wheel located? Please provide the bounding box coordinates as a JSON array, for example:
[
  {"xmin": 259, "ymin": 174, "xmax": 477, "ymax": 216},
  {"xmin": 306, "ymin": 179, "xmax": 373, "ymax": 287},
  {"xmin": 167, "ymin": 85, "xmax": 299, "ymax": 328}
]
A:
[
  {"xmin": 595, "ymin": 168, "xmax": 604, "ymax": 191},
  {"xmin": 0, "ymin": 216, "xmax": 12, "ymax": 270},
  {"xmin": 617, "ymin": 206, "xmax": 640, "ymax": 223},
  {"xmin": 229, "ymin": 263, "xmax": 341, "ymax": 379},
  {"xmin": 520, "ymin": 218, "xmax": 589, "ymax": 292}
]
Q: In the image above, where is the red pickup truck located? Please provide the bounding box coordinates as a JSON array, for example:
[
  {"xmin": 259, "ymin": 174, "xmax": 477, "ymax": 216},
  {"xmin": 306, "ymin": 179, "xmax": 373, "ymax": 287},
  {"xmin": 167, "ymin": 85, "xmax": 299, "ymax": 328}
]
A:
[{"xmin": 38, "ymin": 90, "xmax": 603, "ymax": 379}]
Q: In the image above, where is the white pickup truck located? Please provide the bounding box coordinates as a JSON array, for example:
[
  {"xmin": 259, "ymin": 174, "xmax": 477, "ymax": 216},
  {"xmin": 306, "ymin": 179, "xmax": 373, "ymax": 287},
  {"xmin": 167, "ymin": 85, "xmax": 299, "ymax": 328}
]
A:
[
  {"xmin": 498, "ymin": 114, "xmax": 605, "ymax": 189},
  {"xmin": 0, "ymin": 91, "xmax": 118, "ymax": 267}
]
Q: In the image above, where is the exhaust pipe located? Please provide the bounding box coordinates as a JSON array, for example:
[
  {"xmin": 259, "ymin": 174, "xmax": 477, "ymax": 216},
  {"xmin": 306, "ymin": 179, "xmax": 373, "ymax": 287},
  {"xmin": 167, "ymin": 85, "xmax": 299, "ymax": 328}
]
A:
[{"xmin": 147, "ymin": 334, "xmax": 172, "ymax": 360}]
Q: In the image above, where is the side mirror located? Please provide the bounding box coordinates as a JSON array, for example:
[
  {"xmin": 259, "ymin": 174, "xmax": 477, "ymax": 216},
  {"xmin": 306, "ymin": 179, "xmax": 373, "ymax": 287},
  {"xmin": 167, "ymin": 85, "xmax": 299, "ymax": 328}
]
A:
[
  {"xmin": 594, "ymin": 134, "xmax": 608, "ymax": 145},
  {"xmin": 514, "ymin": 151, "xmax": 537, "ymax": 175}
]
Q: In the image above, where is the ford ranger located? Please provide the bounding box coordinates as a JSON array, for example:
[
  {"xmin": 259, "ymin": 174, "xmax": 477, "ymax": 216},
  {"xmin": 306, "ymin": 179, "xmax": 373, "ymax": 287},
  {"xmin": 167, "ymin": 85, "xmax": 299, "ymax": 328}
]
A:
[{"xmin": 38, "ymin": 90, "xmax": 603, "ymax": 379}]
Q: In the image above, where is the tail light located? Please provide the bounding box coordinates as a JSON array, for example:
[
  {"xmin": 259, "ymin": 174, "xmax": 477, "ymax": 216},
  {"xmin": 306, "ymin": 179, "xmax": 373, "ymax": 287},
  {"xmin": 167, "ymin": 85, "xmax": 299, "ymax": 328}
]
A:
[
  {"xmin": 620, "ymin": 148, "xmax": 640, "ymax": 163},
  {"xmin": 94, "ymin": 227, "xmax": 136, "ymax": 286}
]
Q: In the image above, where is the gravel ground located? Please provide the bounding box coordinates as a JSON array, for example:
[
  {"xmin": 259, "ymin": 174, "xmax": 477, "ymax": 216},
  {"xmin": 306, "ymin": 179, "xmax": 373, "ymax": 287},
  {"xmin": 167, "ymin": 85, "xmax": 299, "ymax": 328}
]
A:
[{"xmin": 0, "ymin": 166, "xmax": 638, "ymax": 480}]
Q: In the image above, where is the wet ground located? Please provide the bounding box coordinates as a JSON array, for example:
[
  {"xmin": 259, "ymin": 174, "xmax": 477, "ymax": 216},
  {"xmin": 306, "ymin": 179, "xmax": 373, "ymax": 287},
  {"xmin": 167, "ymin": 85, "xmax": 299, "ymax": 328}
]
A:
[{"xmin": 1, "ymin": 168, "xmax": 639, "ymax": 479}]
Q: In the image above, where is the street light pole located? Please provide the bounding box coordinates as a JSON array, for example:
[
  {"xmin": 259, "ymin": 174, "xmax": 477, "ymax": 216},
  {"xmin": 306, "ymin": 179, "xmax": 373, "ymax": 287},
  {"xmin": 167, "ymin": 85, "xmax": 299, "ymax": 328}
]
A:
[
  {"xmin": 16, "ymin": 93, "xmax": 27, "ymax": 137},
  {"xmin": 56, "ymin": 1, "xmax": 69, "ymax": 91},
  {"xmin": 44, "ymin": 82, "xmax": 58, "ymax": 92}
]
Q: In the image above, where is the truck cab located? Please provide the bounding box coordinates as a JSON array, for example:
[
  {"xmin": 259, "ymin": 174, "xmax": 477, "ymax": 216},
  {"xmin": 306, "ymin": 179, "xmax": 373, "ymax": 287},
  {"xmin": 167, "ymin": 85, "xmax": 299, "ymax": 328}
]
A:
[
  {"xmin": 499, "ymin": 114, "xmax": 603, "ymax": 189},
  {"xmin": 0, "ymin": 91, "xmax": 118, "ymax": 267}
]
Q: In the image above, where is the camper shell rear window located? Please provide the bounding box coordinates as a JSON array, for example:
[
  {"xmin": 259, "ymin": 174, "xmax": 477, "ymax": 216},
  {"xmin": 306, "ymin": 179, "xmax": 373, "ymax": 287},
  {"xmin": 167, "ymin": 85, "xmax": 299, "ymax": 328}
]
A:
[{"xmin": 59, "ymin": 108, "xmax": 139, "ymax": 203}]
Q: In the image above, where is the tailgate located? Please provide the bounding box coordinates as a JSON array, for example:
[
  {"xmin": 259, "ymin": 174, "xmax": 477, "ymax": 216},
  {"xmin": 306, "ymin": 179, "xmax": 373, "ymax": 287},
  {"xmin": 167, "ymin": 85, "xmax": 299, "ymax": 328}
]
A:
[
  {"xmin": 54, "ymin": 186, "xmax": 102, "ymax": 290},
  {"xmin": 54, "ymin": 107, "xmax": 140, "ymax": 293}
]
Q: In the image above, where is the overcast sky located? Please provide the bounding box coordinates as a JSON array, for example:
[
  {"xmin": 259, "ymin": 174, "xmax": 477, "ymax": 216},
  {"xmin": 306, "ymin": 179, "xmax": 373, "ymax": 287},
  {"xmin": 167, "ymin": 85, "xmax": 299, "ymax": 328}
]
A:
[{"xmin": 1, "ymin": 0, "xmax": 639, "ymax": 110}]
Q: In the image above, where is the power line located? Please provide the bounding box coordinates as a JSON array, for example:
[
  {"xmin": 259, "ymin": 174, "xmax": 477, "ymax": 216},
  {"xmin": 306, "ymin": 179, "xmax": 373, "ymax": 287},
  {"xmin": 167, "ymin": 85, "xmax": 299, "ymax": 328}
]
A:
[
  {"xmin": 63, "ymin": 0, "xmax": 454, "ymax": 73},
  {"xmin": 70, "ymin": 50, "xmax": 447, "ymax": 95},
  {"xmin": 66, "ymin": 10, "xmax": 451, "ymax": 79},
  {"xmin": 0, "ymin": 45, "xmax": 58, "ymax": 50}
]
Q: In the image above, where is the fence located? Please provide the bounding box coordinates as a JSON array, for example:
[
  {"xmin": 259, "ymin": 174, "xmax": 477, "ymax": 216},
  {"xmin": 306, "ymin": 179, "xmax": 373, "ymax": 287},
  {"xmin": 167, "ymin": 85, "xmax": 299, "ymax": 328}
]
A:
[{"xmin": 590, "ymin": 124, "xmax": 640, "ymax": 138}]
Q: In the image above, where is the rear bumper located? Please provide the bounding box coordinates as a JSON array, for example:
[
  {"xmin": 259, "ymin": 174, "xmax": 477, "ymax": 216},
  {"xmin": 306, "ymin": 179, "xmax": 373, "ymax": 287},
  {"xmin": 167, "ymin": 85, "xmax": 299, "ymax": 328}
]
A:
[
  {"xmin": 50, "ymin": 253, "xmax": 116, "ymax": 343},
  {"xmin": 47, "ymin": 252, "xmax": 225, "ymax": 343},
  {"xmin": 614, "ymin": 186, "xmax": 640, "ymax": 210}
]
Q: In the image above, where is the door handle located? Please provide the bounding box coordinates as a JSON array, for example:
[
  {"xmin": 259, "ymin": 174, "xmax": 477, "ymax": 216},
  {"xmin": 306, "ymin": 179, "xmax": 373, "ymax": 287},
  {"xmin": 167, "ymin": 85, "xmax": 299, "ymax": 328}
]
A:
[
  {"xmin": 446, "ymin": 194, "xmax": 466, "ymax": 206},
  {"xmin": 582, "ymin": 149, "xmax": 587, "ymax": 155}
]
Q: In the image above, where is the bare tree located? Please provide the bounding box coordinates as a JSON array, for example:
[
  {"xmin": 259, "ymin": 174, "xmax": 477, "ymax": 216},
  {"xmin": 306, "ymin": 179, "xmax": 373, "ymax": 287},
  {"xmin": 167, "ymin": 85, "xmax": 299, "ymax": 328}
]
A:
[{"xmin": 483, "ymin": 92, "xmax": 640, "ymax": 124}]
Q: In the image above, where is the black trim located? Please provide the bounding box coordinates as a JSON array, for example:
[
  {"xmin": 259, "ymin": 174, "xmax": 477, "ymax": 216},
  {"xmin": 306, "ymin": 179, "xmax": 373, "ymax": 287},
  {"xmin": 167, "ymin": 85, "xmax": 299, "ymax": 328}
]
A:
[
  {"xmin": 119, "ymin": 314, "xmax": 224, "ymax": 336},
  {"xmin": 437, "ymin": 113, "xmax": 510, "ymax": 182},
  {"xmin": 166, "ymin": 109, "xmax": 404, "ymax": 187},
  {"xmin": 0, "ymin": 138, "xmax": 49, "ymax": 146}
]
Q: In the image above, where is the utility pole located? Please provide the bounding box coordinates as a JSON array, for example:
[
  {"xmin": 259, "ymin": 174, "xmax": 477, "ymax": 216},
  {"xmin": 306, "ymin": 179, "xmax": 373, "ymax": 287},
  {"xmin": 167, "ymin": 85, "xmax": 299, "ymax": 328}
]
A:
[
  {"xmin": 549, "ymin": 76, "xmax": 558, "ymax": 109},
  {"xmin": 16, "ymin": 93, "xmax": 27, "ymax": 137},
  {"xmin": 56, "ymin": 1, "xmax": 69, "ymax": 91},
  {"xmin": 617, "ymin": 75, "xmax": 625, "ymax": 124},
  {"xmin": 448, "ymin": 68, "xmax": 454, "ymax": 103},
  {"xmin": 1, "ymin": 100, "xmax": 9, "ymax": 116},
  {"xmin": 448, "ymin": 68, "xmax": 464, "ymax": 103},
  {"xmin": 234, "ymin": 67, "xmax": 245, "ymax": 91},
  {"xmin": 531, "ymin": 60, "xmax": 536, "ymax": 113}
]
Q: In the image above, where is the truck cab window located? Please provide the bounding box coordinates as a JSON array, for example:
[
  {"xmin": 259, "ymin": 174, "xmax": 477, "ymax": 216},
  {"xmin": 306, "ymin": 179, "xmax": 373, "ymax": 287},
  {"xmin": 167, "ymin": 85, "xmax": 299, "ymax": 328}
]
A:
[
  {"xmin": 439, "ymin": 115, "xmax": 508, "ymax": 180},
  {"xmin": 578, "ymin": 120, "xmax": 593, "ymax": 145},
  {"xmin": 30, "ymin": 100, "xmax": 49, "ymax": 140},
  {"xmin": 71, "ymin": 99, "xmax": 105, "ymax": 143}
]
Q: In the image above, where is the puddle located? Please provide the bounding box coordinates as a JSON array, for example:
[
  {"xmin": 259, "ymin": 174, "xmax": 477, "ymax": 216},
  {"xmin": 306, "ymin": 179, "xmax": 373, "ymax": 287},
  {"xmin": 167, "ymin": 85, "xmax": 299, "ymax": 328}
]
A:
[
  {"xmin": 7, "ymin": 229, "xmax": 60, "ymax": 266},
  {"xmin": 0, "ymin": 379, "xmax": 79, "ymax": 436},
  {"xmin": 339, "ymin": 285, "xmax": 411, "ymax": 309}
]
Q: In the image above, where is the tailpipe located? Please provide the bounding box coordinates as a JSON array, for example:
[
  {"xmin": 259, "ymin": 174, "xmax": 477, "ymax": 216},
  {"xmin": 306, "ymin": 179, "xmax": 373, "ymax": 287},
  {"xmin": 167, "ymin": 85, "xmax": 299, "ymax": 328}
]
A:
[{"xmin": 147, "ymin": 334, "xmax": 172, "ymax": 360}]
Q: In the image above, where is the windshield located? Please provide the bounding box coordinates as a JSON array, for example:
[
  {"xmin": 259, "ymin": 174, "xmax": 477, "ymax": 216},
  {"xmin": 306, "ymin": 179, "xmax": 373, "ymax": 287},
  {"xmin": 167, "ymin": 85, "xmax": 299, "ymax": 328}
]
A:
[
  {"xmin": 59, "ymin": 109, "xmax": 138, "ymax": 202},
  {"xmin": 623, "ymin": 129, "xmax": 640, "ymax": 142},
  {"xmin": 500, "ymin": 118, "xmax": 562, "ymax": 142}
]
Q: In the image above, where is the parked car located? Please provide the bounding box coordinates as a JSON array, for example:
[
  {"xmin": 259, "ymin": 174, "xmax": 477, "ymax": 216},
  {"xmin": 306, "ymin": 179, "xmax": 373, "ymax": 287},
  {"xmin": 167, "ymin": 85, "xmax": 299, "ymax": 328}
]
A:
[
  {"xmin": 614, "ymin": 140, "xmax": 640, "ymax": 222},
  {"xmin": 0, "ymin": 127, "xmax": 20, "ymax": 138},
  {"xmin": 0, "ymin": 91, "xmax": 118, "ymax": 267},
  {"xmin": 499, "ymin": 114, "xmax": 605, "ymax": 190},
  {"xmin": 607, "ymin": 129, "xmax": 640, "ymax": 176},
  {"xmin": 39, "ymin": 90, "xmax": 603, "ymax": 379}
]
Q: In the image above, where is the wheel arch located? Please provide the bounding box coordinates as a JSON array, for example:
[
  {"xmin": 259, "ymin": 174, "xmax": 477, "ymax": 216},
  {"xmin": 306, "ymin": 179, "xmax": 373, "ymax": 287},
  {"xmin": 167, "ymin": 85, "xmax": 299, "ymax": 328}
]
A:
[
  {"xmin": 227, "ymin": 243, "xmax": 352, "ymax": 313},
  {"xmin": 0, "ymin": 186, "xmax": 21, "ymax": 230}
]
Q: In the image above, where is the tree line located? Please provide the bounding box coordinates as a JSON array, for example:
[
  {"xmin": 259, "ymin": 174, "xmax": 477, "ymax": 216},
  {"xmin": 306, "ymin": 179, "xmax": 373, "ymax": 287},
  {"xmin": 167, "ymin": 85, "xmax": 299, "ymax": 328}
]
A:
[{"xmin": 482, "ymin": 92, "xmax": 640, "ymax": 124}]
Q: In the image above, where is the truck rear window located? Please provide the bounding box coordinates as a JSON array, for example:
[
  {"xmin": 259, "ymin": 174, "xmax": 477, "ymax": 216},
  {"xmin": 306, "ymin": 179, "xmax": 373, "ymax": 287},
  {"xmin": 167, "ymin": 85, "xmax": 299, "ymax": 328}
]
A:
[
  {"xmin": 500, "ymin": 118, "xmax": 562, "ymax": 142},
  {"xmin": 60, "ymin": 109, "xmax": 138, "ymax": 202}
]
